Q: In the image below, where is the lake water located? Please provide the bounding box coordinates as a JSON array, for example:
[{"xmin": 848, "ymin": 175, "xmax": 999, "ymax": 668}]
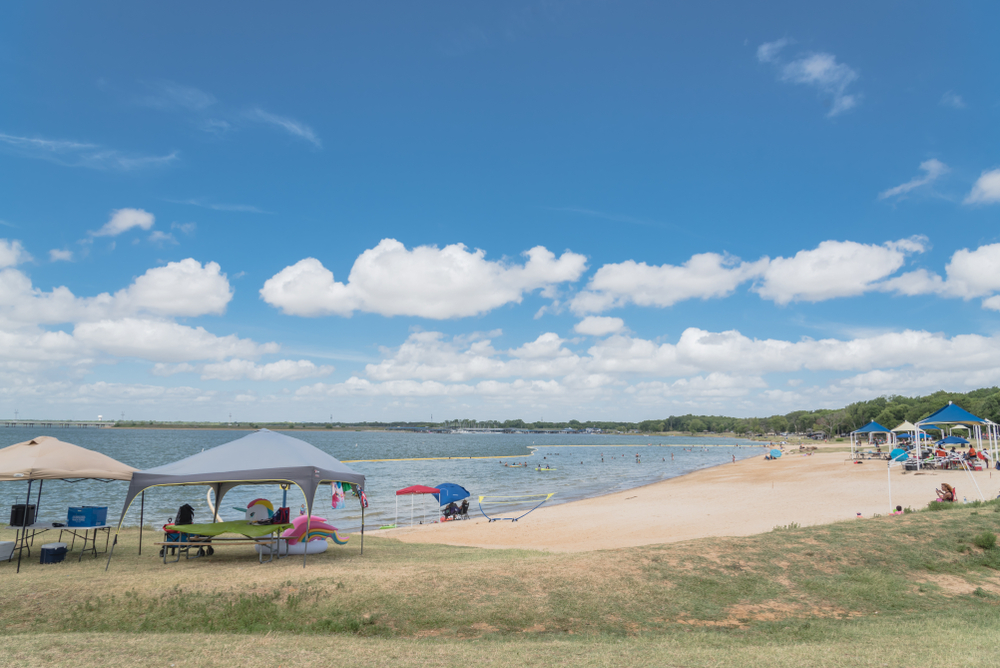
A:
[{"xmin": 1, "ymin": 428, "xmax": 763, "ymax": 532}]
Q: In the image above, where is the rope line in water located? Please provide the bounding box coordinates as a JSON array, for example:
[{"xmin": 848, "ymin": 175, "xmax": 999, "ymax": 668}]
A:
[{"xmin": 478, "ymin": 493, "xmax": 554, "ymax": 522}]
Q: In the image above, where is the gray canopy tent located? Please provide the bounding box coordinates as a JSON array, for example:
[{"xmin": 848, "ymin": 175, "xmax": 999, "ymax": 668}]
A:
[{"xmin": 106, "ymin": 429, "xmax": 366, "ymax": 569}]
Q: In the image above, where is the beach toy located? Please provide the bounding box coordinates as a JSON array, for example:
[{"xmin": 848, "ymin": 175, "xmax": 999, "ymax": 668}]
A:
[
  {"xmin": 281, "ymin": 514, "xmax": 349, "ymax": 546},
  {"xmin": 235, "ymin": 498, "xmax": 274, "ymax": 522}
]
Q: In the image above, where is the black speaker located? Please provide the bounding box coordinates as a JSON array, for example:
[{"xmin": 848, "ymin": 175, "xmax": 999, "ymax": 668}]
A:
[{"xmin": 10, "ymin": 504, "xmax": 36, "ymax": 527}]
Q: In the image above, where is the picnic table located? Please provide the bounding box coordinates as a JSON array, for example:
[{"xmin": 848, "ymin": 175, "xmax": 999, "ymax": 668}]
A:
[{"xmin": 155, "ymin": 520, "xmax": 293, "ymax": 564}]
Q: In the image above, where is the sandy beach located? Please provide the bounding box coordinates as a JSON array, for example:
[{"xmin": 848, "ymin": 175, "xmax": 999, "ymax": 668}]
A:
[{"xmin": 379, "ymin": 450, "xmax": 1000, "ymax": 552}]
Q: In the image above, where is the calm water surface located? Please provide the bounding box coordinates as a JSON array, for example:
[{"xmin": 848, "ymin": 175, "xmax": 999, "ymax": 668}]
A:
[{"xmin": 1, "ymin": 428, "xmax": 764, "ymax": 532}]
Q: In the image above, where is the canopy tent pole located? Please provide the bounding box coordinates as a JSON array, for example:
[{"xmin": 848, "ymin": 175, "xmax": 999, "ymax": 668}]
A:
[
  {"xmin": 887, "ymin": 461, "xmax": 892, "ymax": 513},
  {"xmin": 359, "ymin": 490, "xmax": 365, "ymax": 556},
  {"xmin": 138, "ymin": 491, "xmax": 145, "ymax": 556},
  {"xmin": 961, "ymin": 461, "xmax": 986, "ymax": 501},
  {"xmin": 15, "ymin": 479, "xmax": 33, "ymax": 573},
  {"xmin": 411, "ymin": 494, "xmax": 414, "ymax": 527},
  {"xmin": 35, "ymin": 479, "xmax": 43, "ymax": 519},
  {"xmin": 395, "ymin": 495, "xmax": 398, "ymax": 528}
]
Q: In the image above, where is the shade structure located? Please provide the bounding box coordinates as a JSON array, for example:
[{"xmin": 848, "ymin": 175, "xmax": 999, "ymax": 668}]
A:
[
  {"xmin": 938, "ymin": 435, "xmax": 970, "ymax": 445},
  {"xmin": 892, "ymin": 421, "xmax": 916, "ymax": 433},
  {"xmin": 432, "ymin": 483, "xmax": 471, "ymax": 507},
  {"xmin": 0, "ymin": 436, "xmax": 135, "ymax": 572},
  {"xmin": 394, "ymin": 485, "xmax": 439, "ymax": 527},
  {"xmin": 770, "ymin": 449, "xmax": 782, "ymax": 458},
  {"xmin": 850, "ymin": 421, "xmax": 895, "ymax": 459},
  {"xmin": 110, "ymin": 429, "xmax": 366, "ymax": 569},
  {"xmin": 396, "ymin": 485, "xmax": 439, "ymax": 495},
  {"xmin": 0, "ymin": 436, "xmax": 135, "ymax": 481},
  {"xmin": 915, "ymin": 402, "xmax": 1000, "ymax": 471}
]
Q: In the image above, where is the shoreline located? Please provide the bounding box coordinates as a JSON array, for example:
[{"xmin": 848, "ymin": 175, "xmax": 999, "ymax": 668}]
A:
[{"xmin": 376, "ymin": 448, "xmax": 1000, "ymax": 552}]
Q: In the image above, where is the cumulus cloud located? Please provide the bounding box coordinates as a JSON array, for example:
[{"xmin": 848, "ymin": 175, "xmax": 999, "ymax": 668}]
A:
[
  {"xmin": 755, "ymin": 238, "xmax": 927, "ymax": 304},
  {"xmin": 964, "ymin": 169, "xmax": 1000, "ymax": 205},
  {"xmin": 49, "ymin": 249, "xmax": 73, "ymax": 262},
  {"xmin": 574, "ymin": 316, "xmax": 625, "ymax": 336},
  {"xmin": 881, "ymin": 243, "xmax": 1000, "ymax": 306},
  {"xmin": 200, "ymin": 358, "xmax": 334, "ymax": 381},
  {"xmin": 878, "ymin": 159, "xmax": 949, "ymax": 200},
  {"xmin": 570, "ymin": 253, "xmax": 765, "ymax": 314},
  {"xmin": 92, "ymin": 208, "xmax": 156, "ymax": 237},
  {"xmin": 0, "ymin": 239, "xmax": 30, "ymax": 267},
  {"xmin": 757, "ymin": 40, "xmax": 860, "ymax": 117},
  {"xmin": 0, "ymin": 258, "xmax": 233, "ymax": 328},
  {"xmin": 73, "ymin": 318, "xmax": 278, "ymax": 363},
  {"xmin": 261, "ymin": 239, "xmax": 588, "ymax": 319}
]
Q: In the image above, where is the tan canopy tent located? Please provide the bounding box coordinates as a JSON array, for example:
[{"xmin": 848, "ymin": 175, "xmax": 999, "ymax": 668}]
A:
[
  {"xmin": 0, "ymin": 436, "xmax": 135, "ymax": 572},
  {"xmin": 0, "ymin": 436, "xmax": 135, "ymax": 481}
]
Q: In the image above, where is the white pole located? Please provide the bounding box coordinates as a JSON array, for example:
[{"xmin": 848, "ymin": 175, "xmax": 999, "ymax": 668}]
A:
[
  {"xmin": 962, "ymin": 461, "xmax": 986, "ymax": 501},
  {"xmin": 410, "ymin": 494, "xmax": 414, "ymax": 527},
  {"xmin": 887, "ymin": 462, "xmax": 893, "ymax": 513},
  {"xmin": 395, "ymin": 495, "xmax": 398, "ymax": 528}
]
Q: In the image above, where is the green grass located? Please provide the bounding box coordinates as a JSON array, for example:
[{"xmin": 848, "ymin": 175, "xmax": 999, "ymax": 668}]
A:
[{"xmin": 3, "ymin": 500, "xmax": 1000, "ymax": 665}]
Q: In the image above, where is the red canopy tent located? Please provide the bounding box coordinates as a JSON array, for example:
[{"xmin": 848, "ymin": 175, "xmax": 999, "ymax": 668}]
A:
[{"xmin": 395, "ymin": 485, "xmax": 439, "ymax": 527}]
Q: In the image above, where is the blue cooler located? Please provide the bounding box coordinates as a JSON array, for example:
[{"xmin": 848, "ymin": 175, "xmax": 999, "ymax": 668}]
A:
[
  {"xmin": 40, "ymin": 542, "xmax": 67, "ymax": 564},
  {"xmin": 67, "ymin": 506, "xmax": 108, "ymax": 527}
]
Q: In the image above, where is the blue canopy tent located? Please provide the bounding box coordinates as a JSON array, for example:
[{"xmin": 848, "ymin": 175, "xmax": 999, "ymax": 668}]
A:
[
  {"xmin": 915, "ymin": 402, "xmax": 998, "ymax": 480},
  {"xmin": 938, "ymin": 435, "xmax": 970, "ymax": 446},
  {"xmin": 433, "ymin": 483, "xmax": 471, "ymax": 507},
  {"xmin": 850, "ymin": 421, "xmax": 894, "ymax": 459}
]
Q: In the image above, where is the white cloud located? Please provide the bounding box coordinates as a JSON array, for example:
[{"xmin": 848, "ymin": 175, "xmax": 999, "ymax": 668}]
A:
[
  {"xmin": 201, "ymin": 359, "xmax": 334, "ymax": 381},
  {"xmin": 92, "ymin": 208, "xmax": 155, "ymax": 237},
  {"xmin": 755, "ymin": 238, "xmax": 927, "ymax": 304},
  {"xmin": 49, "ymin": 249, "xmax": 73, "ymax": 262},
  {"xmin": 0, "ymin": 239, "xmax": 30, "ymax": 267},
  {"xmin": 881, "ymin": 243, "xmax": 1000, "ymax": 304},
  {"xmin": 0, "ymin": 258, "xmax": 233, "ymax": 327},
  {"xmin": 152, "ymin": 362, "xmax": 196, "ymax": 376},
  {"xmin": 574, "ymin": 316, "xmax": 625, "ymax": 336},
  {"xmin": 261, "ymin": 239, "xmax": 588, "ymax": 319},
  {"xmin": 148, "ymin": 230, "xmax": 177, "ymax": 245},
  {"xmin": 570, "ymin": 252, "xmax": 765, "ymax": 314},
  {"xmin": 758, "ymin": 41, "xmax": 861, "ymax": 117},
  {"xmin": 138, "ymin": 81, "xmax": 217, "ymax": 111},
  {"xmin": 73, "ymin": 318, "xmax": 278, "ymax": 363},
  {"xmin": 940, "ymin": 91, "xmax": 965, "ymax": 109},
  {"xmin": 756, "ymin": 38, "xmax": 791, "ymax": 64},
  {"xmin": 245, "ymin": 108, "xmax": 321, "ymax": 147},
  {"xmin": 878, "ymin": 159, "xmax": 949, "ymax": 200},
  {"xmin": 0, "ymin": 132, "xmax": 177, "ymax": 170},
  {"xmin": 964, "ymin": 169, "xmax": 1000, "ymax": 205}
]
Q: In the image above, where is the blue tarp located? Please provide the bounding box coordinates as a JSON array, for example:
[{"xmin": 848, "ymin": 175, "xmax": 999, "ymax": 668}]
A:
[
  {"xmin": 938, "ymin": 435, "xmax": 970, "ymax": 445},
  {"xmin": 918, "ymin": 403, "xmax": 986, "ymax": 426},
  {"xmin": 433, "ymin": 482, "xmax": 471, "ymax": 506},
  {"xmin": 853, "ymin": 421, "xmax": 891, "ymax": 434}
]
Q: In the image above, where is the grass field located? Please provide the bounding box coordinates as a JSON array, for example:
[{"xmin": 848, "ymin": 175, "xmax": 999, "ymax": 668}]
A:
[{"xmin": 2, "ymin": 500, "xmax": 1000, "ymax": 666}]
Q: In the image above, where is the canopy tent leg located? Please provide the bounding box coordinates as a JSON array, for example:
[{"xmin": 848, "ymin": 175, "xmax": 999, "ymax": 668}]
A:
[
  {"xmin": 16, "ymin": 479, "xmax": 33, "ymax": 574},
  {"xmin": 962, "ymin": 461, "xmax": 986, "ymax": 501},
  {"xmin": 887, "ymin": 463, "xmax": 893, "ymax": 513},
  {"xmin": 360, "ymin": 497, "xmax": 365, "ymax": 556},
  {"xmin": 138, "ymin": 491, "xmax": 145, "ymax": 556},
  {"xmin": 213, "ymin": 484, "xmax": 221, "ymax": 522},
  {"xmin": 35, "ymin": 479, "xmax": 43, "ymax": 519},
  {"xmin": 104, "ymin": 534, "xmax": 117, "ymax": 572}
]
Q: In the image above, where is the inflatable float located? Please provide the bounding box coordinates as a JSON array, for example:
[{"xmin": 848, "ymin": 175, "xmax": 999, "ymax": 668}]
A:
[{"xmin": 254, "ymin": 514, "xmax": 349, "ymax": 557}]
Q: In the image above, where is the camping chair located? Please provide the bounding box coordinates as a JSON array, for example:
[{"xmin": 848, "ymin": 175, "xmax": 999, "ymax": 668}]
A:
[
  {"xmin": 456, "ymin": 499, "xmax": 470, "ymax": 520},
  {"xmin": 442, "ymin": 502, "xmax": 460, "ymax": 520},
  {"xmin": 159, "ymin": 504, "xmax": 214, "ymax": 561}
]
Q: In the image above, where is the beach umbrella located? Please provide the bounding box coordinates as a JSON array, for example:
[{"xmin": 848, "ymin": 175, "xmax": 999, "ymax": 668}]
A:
[
  {"xmin": 938, "ymin": 435, "xmax": 970, "ymax": 446},
  {"xmin": 432, "ymin": 483, "xmax": 471, "ymax": 507},
  {"xmin": 769, "ymin": 449, "xmax": 782, "ymax": 458},
  {"xmin": 889, "ymin": 448, "xmax": 908, "ymax": 462}
]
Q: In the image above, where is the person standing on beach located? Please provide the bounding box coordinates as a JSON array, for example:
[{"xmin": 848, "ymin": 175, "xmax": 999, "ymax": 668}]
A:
[{"xmin": 732, "ymin": 454, "xmax": 736, "ymax": 464}]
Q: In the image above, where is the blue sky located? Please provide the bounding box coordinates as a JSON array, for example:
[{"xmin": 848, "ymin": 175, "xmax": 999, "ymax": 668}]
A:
[{"xmin": 1, "ymin": 2, "xmax": 998, "ymax": 422}]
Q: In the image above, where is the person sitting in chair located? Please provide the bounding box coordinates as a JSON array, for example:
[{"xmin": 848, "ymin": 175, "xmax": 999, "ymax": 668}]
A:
[
  {"xmin": 936, "ymin": 483, "xmax": 956, "ymax": 502},
  {"xmin": 443, "ymin": 502, "xmax": 459, "ymax": 519}
]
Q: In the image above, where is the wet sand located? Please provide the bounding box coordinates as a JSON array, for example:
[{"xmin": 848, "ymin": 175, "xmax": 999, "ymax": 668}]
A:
[{"xmin": 376, "ymin": 450, "xmax": 1000, "ymax": 552}]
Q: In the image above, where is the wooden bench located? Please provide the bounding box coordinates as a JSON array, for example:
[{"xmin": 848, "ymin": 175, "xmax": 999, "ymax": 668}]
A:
[{"xmin": 153, "ymin": 536, "xmax": 291, "ymax": 564}]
